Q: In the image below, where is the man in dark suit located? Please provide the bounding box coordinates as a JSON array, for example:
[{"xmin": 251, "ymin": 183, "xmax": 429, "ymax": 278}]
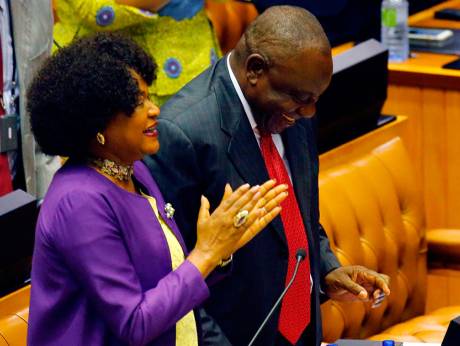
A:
[{"xmin": 145, "ymin": 6, "xmax": 390, "ymax": 346}]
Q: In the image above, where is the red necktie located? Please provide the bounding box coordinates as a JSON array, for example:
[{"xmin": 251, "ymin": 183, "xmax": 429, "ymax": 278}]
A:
[
  {"xmin": 0, "ymin": 34, "xmax": 13, "ymax": 197},
  {"xmin": 260, "ymin": 134, "xmax": 310, "ymax": 345}
]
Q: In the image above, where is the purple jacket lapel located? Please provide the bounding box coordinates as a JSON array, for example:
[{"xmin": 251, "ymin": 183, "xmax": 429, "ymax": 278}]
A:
[{"xmin": 134, "ymin": 161, "xmax": 189, "ymax": 255}]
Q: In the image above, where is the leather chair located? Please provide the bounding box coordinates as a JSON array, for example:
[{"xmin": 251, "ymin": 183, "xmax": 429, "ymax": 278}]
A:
[
  {"xmin": 205, "ymin": 0, "xmax": 258, "ymax": 54},
  {"xmin": 319, "ymin": 136, "xmax": 460, "ymax": 343},
  {"xmin": 0, "ymin": 286, "xmax": 29, "ymax": 345}
]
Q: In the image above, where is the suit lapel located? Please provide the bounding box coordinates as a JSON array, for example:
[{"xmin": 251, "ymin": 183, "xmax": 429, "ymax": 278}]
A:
[
  {"xmin": 215, "ymin": 63, "xmax": 286, "ymax": 245},
  {"xmin": 227, "ymin": 117, "xmax": 287, "ymax": 245}
]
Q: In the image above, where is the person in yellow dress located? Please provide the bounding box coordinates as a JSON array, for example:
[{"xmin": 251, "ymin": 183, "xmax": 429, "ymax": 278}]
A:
[{"xmin": 53, "ymin": 0, "xmax": 222, "ymax": 105}]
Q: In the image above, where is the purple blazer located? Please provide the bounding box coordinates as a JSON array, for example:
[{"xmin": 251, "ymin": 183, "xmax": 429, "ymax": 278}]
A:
[{"xmin": 28, "ymin": 161, "xmax": 210, "ymax": 346}]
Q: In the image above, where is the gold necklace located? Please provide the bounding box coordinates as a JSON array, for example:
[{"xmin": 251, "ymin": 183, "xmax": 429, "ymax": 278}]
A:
[{"xmin": 89, "ymin": 158, "xmax": 134, "ymax": 182}]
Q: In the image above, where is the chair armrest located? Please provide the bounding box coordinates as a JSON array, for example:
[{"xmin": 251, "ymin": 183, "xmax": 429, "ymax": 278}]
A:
[{"xmin": 427, "ymin": 228, "xmax": 460, "ymax": 266}]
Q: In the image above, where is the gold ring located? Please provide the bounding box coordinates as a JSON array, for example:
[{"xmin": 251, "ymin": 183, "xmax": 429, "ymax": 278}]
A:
[{"xmin": 233, "ymin": 210, "xmax": 249, "ymax": 228}]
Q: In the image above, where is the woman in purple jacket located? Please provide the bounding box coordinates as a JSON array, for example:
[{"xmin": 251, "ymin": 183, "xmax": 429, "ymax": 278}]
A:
[{"xmin": 26, "ymin": 32, "xmax": 287, "ymax": 346}]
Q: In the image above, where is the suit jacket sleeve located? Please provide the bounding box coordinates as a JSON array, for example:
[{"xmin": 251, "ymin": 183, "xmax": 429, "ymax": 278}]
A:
[
  {"xmin": 306, "ymin": 120, "xmax": 341, "ymax": 296},
  {"xmin": 51, "ymin": 190, "xmax": 209, "ymax": 346},
  {"xmin": 318, "ymin": 223, "xmax": 341, "ymax": 298}
]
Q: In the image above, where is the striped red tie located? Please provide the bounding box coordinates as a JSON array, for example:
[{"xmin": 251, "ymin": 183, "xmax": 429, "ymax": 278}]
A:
[
  {"xmin": 260, "ymin": 134, "xmax": 310, "ymax": 345},
  {"xmin": 0, "ymin": 34, "xmax": 12, "ymax": 197}
]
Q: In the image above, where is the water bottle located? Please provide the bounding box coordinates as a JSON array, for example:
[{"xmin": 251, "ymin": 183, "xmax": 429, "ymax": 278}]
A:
[{"xmin": 381, "ymin": 0, "xmax": 409, "ymax": 62}]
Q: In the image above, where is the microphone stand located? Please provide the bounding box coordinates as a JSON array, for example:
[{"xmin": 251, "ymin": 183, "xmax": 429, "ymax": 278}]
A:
[{"xmin": 248, "ymin": 249, "xmax": 307, "ymax": 346}]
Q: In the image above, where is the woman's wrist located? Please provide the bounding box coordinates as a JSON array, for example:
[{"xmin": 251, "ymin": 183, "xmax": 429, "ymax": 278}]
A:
[
  {"xmin": 187, "ymin": 249, "xmax": 220, "ymax": 278},
  {"xmin": 187, "ymin": 248, "xmax": 234, "ymax": 277}
]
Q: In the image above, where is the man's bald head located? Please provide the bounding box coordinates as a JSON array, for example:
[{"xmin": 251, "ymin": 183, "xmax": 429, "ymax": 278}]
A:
[
  {"xmin": 234, "ymin": 6, "xmax": 330, "ymax": 66},
  {"xmin": 229, "ymin": 6, "xmax": 333, "ymax": 135}
]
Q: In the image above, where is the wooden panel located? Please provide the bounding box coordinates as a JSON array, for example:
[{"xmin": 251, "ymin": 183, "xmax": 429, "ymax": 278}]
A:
[
  {"xmin": 388, "ymin": 53, "xmax": 460, "ymax": 90},
  {"xmin": 445, "ymin": 92, "xmax": 460, "ymax": 226},
  {"xmin": 426, "ymin": 269, "xmax": 460, "ymax": 312},
  {"xmin": 415, "ymin": 17, "xmax": 460, "ymax": 30},
  {"xmin": 384, "ymin": 85, "xmax": 460, "ymax": 228},
  {"xmin": 384, "ymin": 84, "xmax": 460, "ymax": 228},
  {"xmin": 383, "ymin": 86, "xmax": 425, "ymax": 219},
  {"xmin": 408, "ymin": 0, "xmax": 460, "ymax": 25},
  {"xmin": 385, "ymin": 3, "xmax": 460, "ymax": 228},
  {"xmin": 422, "ymin": 88, "xmax": 447, "ymax": 228},
  {"xmin": 383, "ymin": 85, "xmax": 423, "ymax": 162},
  {"xmin": 426, "ymin": 272, "xmax": 449, "ymax": 312}
]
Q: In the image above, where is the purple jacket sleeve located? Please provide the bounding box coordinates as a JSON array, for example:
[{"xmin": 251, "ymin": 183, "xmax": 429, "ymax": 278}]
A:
[{"xmin": 51, "ymin": 191, "xmax": 210, "ymax": 345}]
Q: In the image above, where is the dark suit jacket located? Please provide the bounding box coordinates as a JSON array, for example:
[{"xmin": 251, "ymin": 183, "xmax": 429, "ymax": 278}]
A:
[{"xmin": 144, "ymin": 57, "xmax": 340, "ymax": 346}]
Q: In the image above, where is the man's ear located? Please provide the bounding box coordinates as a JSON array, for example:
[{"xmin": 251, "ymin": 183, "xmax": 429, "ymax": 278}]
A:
[{"xmin": 246, "ymin": 54, "xmax": 267, "ymax": 86}]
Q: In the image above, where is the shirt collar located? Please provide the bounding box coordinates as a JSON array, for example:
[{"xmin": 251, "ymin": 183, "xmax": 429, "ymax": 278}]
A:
[
  {"xmin": 226, "ymin": 53, "xmax": 258, "ymax": 132},
  {"xmin": 225, "ymin": 53, "xmax": 290, "ymax": 178}
]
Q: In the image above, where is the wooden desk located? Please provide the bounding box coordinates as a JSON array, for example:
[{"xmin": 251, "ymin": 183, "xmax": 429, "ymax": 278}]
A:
[
  {"xmin": 409, "ymin": 0, "xmax": 460, "ymax": 29},
  {"xmin": 382, "ymin": 0, "xmax": 460, "ymax": 229}
]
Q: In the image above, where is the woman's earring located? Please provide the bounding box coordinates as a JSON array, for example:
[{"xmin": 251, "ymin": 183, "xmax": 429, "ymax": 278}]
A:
[{"xmin": 96, "ymin": 132, "xmax": 105, "ymax": 146}]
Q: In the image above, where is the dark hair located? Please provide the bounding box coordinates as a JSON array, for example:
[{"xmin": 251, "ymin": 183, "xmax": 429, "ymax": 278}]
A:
[{"xmin": 27, "ymin": 32, "xmax": 157, "ymax": 158}]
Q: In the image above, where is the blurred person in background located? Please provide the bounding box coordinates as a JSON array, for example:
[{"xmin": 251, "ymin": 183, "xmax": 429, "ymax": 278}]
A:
[
  {"xmin": 0, "ymin": 0, "xmax": 60, "ymax": 199},
  {"xmin": 52, "ymin": 0, "xmax": 222, "ymax": 106}
]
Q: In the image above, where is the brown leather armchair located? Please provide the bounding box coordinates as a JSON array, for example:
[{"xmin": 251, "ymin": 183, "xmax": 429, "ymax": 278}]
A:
[
  {"xmin": 319, "ymin": 135, "xmax": 460, "ymax": 343},
  {"xmin": 0, "ymin": 286, "xmax": 29, "ymax": 345}
]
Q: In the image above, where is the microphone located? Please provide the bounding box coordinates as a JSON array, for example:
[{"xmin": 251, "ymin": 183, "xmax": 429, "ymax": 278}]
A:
[{"xmin": 248, "ymin": 248, "xmax": 307, "ymax": 346}]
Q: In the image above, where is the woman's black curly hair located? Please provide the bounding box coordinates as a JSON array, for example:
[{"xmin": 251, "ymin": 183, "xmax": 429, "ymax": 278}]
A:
[{"xmin": 27, "ymin": 32, "xmax": 157, "ymax": 158}]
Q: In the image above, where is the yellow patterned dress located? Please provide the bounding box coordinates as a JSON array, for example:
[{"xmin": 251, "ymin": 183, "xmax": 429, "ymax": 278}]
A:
[{"xmin": 53, "ymin": 0, "xmax": 222, "ymax": 106}]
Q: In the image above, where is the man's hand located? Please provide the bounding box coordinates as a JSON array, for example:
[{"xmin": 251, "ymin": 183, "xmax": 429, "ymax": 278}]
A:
[{"xmin": 324, "ymin": 266, "xmax": 390, "ymax": 308}]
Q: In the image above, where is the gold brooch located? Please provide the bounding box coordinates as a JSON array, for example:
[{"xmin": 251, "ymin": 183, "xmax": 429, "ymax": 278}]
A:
[{"xmin": 165, "ymin": 203, "xmax": 175, "ymax": 219}]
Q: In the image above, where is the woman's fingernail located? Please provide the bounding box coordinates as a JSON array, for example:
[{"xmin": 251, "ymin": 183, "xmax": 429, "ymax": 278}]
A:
[{"xmin": 250, "ymin": 185, "xmax": 260, "ymax": 192}]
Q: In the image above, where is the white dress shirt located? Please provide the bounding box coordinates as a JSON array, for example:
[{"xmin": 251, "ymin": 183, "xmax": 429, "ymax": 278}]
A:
[{"xmin": 226, "ymin": 53, "xmax": 293, "ymax": 181}]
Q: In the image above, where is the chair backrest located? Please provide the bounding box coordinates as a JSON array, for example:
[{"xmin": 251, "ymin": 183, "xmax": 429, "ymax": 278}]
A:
[
  {"xmin": 319, "ymin": 137, "xmax": 427, "ymax": 341},
  {"xmin": 205, "ymin": 0, "xmax": 258, "ymax": 54},
  {"xmin": 0, "ymin": 285, "xmax": 30, "ymax": 345}
]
